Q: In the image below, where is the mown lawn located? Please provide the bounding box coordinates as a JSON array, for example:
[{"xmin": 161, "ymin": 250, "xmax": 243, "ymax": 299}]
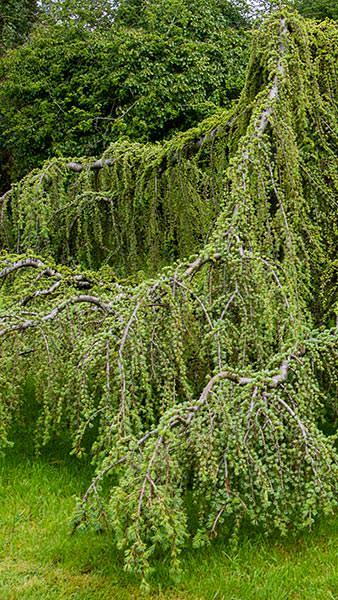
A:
[{"xmin": 0, "ymin": 450, "xmax": 337, "ymax": 600}]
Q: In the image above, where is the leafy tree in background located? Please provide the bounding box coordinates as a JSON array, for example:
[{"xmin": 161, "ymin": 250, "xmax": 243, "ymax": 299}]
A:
[
  {"xmin": 295, "ymin": 0, "xmax": 338, "ymax": 21},
  {"xmin": 0, "ymin": 0, "xmax": 38, "ymax": 51},
  {"xmin": 115, "ymin": 0, "xmax": 250, "ymax": 33},
  {"xmin": 0, "ymin": 0, "xmax": 249, "ymax": 188},
  {"xmin": 40, "ymin": 0, "xmax": 250, "ymax": 31},
  {"xmin": 39, "ymin": 0, "xmax": 118, "ymax": 29},
  {"xmin": 248, "ymin": 0, "xmax": 338, "ymax": 20}
]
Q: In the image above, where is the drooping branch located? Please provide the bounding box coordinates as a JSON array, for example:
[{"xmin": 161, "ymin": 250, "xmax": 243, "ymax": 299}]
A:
[
  {"xmin": 0, "ymin": 294, "xmax": 112, "ymax": 336},
  {"xmin": 79, "ymin": 336, "xmax": 320, "ymax": 507},
  {"xmin": 0, "ymin": 258, "xmax": 58, "ymax": 279},
  {"xmin": 66, "ymin": 158, "xmax": 115, "ymax": 172},
  {"xmin": 182, "ymin": 253, "xmax": 222, "ymax": 278},
  {"xmin": 255, "ymin": 17, "xmax": 288, "ymax": 135},
  {"xmin": 0, "ymin": 257, "xmax": 105, "ymax": 298}
]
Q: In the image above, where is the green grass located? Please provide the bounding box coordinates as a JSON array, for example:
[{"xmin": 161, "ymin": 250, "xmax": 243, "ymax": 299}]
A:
[{"xmin": 0, "ymin": 449, "xmax": 337, "ymax": 600}]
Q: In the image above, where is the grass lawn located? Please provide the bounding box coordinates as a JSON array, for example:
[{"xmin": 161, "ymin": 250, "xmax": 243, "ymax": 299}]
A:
[{"xmin": 0, "ymin": 450, "xmax": 337, "ymax": 600}]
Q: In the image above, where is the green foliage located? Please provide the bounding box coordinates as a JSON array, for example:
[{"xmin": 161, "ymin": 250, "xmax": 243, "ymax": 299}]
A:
[
  {"xmin": 251, "ymin": 0, "xmax": 338, "ymax": 20},
  {"xmin": 0, "ymin": 0, "xmax": 38, "ymax": 52},
  {"xmin": 39, "ymin": 0, "xmax": 118, "ymax": 30},
  {"xmin": 0, "ymin": 2, "xmax": 249, "ymax": 188},
  {"xmin": 115, "ymin": 0, "xmax": 250, "ymax": 34},
  {"xmin": 295, "ymin": 0, "xmax": 338, "ymax": 21},
  {"xmin": 0, "ymin": 9, "xmax": 337, "ymax": 585},
  {"xmin": 0, "ymin": 112, "xmax": 232, "ymax": 273}
]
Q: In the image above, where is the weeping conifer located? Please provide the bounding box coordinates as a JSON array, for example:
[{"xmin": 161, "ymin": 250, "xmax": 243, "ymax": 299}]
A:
[{"xmin": 0, "ymin": 9, "xmax": 337, "ymax": 584}]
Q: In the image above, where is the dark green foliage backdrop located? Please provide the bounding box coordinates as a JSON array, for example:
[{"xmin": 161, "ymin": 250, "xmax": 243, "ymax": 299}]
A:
[
  {"xmin": 249, "ymin": 1, "xmax": 338, "ymax": 20},
  {"xmin": 295, "ymin": 0, "xmax": 338, "ymax": 20},
  {"xmin": 115, "ymin": 0, "xmax": 249, "ymax": 33},
  {"xmin": 0, "ymin": 0, "xmax": 38, "ymax": 51},
  {"xmin": 0, "ymin": 0, "xmax": 249, "ymax": 190}
]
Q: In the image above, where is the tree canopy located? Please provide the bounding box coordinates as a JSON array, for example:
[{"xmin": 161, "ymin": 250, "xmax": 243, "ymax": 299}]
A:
[
  {"xmin": 247, "ymin": 0, "xmax": 338, "ymax": 20},
  {"xmin": 0, "ymin": 0, "xmax": 249, "ymax": 190},
  {"xmin": 0, "ymin": 0, "xmax": 38, "ymax": 51},
  {"xmin": 295, "ymin": 0, "xmax": 338, "ymax": 20},
  {"xmin": 0, "ymin": 5, "xmax": 337, "ymax": 589},
  {"xmin": 115, "ymin": 0, "xmax": 250, "ymax": 33}
]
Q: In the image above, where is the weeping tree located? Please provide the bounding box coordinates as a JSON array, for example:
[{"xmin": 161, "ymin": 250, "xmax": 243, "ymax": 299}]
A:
[{"xmin": 0, "ymin": 9, "xmax": 337, "ymax": 584}]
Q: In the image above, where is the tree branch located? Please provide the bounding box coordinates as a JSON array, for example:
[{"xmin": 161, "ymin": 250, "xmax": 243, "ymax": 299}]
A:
[
  {"xmin": 0, "ymin": 258, "xmax": 59, "ymax": 280},
  {"xmin": 78, "ymin": 339, "xmax": 311, "ymax": 512},
  {"xmin": 0, "ymin": 295, "xmax": 111, "ymax": 336},
  {"xmin": 66, "ymin": 158, "xmax": 115, "ymax": 172}
]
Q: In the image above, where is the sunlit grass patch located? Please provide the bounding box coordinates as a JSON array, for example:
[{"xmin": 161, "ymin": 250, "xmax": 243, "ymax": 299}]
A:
[{"xmin": 0, "ymin": 451, "xmax": 336, "ymax": 599}]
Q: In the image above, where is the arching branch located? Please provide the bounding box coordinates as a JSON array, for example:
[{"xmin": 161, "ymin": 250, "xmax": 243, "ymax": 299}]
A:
[{"xmin": 0, "ymin": 295, "xmax": 112, "ymax": 336}]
